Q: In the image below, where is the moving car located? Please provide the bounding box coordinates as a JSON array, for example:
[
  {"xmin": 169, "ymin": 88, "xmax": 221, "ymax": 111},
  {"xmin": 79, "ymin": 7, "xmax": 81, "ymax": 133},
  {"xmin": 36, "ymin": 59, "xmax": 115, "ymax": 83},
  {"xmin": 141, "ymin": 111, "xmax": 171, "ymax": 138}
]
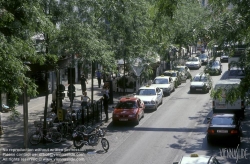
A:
[
  {"xmin": 163, "ymin": 70, "xmax": 182, "ymax": 87},
  {"xmin": 134, "ymin": 85, "xmax": 163, "ymax": 111},
  {"xmin": 212, "ymin": 79, "xmax": 245, "ymax": 117},
  {"xmin": 173, "ymin": 154, "xmax": 220, "ymax": 164},
  {"xmin": 206, "ymin": 113, "xmax": 242, "ymax": 145},
  {"xmin": 112, "ymin": 97, "xmax": 145, "ymax": 125},
  {"xmin": 199, "ymin": 53, "xmax": 209, "ymax": 65},
  {"xmin": 185, "ymin": 57, "xmax": 201, "ymax": 69},
  {"xmin": 173, "ymin": 66, "xmax": 191, "ymax": 79},
  {"xmin": 204, "ymin": 60, "xmax": 222, "ymax": 75},
  {"xmin": 190, "ymin": 73, "xmax": 212, "ymax": 94},
  {"xmin": 151, "ymin": 75, "xmax": 175, "ymax": 96},
  {"xmin": 220, "ymin": 52, "xmax": 228, "ymax": 63}
]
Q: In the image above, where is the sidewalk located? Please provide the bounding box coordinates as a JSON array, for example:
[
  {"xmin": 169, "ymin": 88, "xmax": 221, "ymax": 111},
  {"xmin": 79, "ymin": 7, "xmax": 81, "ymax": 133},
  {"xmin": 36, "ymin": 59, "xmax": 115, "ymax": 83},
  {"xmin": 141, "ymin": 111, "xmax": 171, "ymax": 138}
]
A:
[{"xmin": 0, "ymin": 78, "xmax": 129, "ymax": 164}]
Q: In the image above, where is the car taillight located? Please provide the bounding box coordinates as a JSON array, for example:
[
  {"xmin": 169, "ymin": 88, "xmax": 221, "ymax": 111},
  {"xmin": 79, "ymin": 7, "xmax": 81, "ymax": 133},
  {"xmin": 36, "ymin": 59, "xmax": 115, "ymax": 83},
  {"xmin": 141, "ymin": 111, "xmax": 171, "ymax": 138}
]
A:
[
  {"xmin": 207, "ymin": 129, "xmax": 215, "ymax": 134},
  {"xmin": 230, "ymin": 130, "xmax": 238, "ymax": 134}
]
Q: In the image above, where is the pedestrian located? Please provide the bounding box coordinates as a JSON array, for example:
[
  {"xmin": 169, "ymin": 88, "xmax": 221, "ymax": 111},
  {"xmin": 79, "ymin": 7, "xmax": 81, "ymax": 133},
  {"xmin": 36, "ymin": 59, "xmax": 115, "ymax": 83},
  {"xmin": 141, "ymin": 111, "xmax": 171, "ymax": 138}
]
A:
[
  {"xmin": 51, "ymin": 89, "xmax": 57, "ymax": 113},
  {"xmin": 80, "ymin": 74, "xmax": 88, "ymax": 93},
  {"xmin": 81, "ymin": 91, "xmax": 91, "ymax": 109},
  {"xmin": 68, "ymin": 83, "xmax": 75, "ymax": 107},
  {"xmin": 102, "ymin": 93, "xmax": 109, "ymax": 122},
  {"xmin": 96, "ymin": 69, "xmax": 102, "ymax": 88}
]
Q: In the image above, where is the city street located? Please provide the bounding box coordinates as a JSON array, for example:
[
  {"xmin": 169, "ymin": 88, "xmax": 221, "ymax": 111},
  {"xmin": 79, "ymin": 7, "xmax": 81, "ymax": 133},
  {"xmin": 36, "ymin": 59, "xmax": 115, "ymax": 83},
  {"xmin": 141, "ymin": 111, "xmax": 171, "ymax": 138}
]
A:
[
  {"xmin": 57, "ymin": 59, "xmax": 250, "ymax": 164},
  {"xmin": 1, "ymin": 57, "xmax": 250, "ymax": 164}
]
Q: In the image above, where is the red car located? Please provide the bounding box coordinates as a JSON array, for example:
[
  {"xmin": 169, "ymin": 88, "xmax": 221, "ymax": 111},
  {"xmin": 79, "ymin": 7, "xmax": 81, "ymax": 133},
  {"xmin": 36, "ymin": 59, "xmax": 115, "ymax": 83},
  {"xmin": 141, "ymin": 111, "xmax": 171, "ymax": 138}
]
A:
[{"xmin": 112, "ymin": 97, "xmax": 145, "ymax": 125}]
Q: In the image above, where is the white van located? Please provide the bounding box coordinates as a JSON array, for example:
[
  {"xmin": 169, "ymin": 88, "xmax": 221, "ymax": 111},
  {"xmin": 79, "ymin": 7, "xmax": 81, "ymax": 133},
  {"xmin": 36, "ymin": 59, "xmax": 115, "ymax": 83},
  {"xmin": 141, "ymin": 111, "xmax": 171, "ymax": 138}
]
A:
[{"xmin": 212, "ymin": 79, "xmax": 245, "ymax": 117}]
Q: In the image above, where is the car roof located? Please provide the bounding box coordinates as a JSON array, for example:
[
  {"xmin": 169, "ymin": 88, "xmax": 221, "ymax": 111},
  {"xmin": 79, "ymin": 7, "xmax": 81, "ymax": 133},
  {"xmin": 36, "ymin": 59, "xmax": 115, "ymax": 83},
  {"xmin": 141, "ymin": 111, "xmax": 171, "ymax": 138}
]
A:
[
  {"xmin": 119, "ymin": 97, "xmax": 139, "ymax": 102},
  {"xmin": 212, "ymin": 113, "xmax": 235, "ymax": 117},
  {"xmin": 178, "ymin": 154, "xmax": 213, "ymax": 164},
  {"xmin": 154, "ymin": 76, "xmax": 170, "ymax": 79},
  {"xmin": 139, "ymin": 85, "xmax": 157, "ymax": 90},
  {"xmin": 215, "ymin": 79, "xmax": 241, "ymax": 85}
]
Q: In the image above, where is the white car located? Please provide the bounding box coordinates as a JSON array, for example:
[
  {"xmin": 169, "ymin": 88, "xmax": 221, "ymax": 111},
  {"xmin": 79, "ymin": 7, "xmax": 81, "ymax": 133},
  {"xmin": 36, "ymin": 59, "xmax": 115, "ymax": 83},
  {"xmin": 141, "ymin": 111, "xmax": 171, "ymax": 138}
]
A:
[
  {"xmin": 174, "ymin": 66, "xmax": 192, "ymax": 79},
  {"xmin": 134, "ymin": 85, "xmax": 163, "ymax": 111},
  {"xmin": 151, "ymin": 75, "xmax": 175, "ymax": 96},
  {"xmin": 173, "ymin": 154, "xmax": 220, "ymax": 164},
  {"xmin": 185, "ymin": 57, "xmax": 201, "ymax": 69},
  {"xmin": 190, "ymin": 73, "xmax": 213, "ymax": 94}
]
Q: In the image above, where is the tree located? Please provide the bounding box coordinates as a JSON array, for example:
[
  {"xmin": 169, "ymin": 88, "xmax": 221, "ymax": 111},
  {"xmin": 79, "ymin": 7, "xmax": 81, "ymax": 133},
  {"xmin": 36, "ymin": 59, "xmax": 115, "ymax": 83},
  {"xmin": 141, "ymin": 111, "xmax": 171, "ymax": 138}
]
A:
[{"xmin": 0, "ymin": 0, "xmax": 56, "ymax": 108}]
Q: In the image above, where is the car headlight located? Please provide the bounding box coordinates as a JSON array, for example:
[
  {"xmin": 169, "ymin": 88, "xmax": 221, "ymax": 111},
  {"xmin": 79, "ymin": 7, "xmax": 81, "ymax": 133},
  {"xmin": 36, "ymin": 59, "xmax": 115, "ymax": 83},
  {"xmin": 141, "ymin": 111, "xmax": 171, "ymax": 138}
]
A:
[
  {"xmin": 151, "ymin": 100, "xmax": 156, "ymax": 104},
  {"xmin": 190, "ymin": 85, "xmax": 195, "ymax": 88},
  {"xmin": 128, "ymin": 114, "xmax": 136, "ymax": 118}
]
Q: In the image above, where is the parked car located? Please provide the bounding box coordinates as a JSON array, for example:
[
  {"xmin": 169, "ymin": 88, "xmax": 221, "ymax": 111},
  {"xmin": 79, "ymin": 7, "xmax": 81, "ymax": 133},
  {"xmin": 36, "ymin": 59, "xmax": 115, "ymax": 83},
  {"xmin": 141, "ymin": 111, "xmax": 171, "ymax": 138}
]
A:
[
  {"xmin": 206, "ymin": 113, "xmax": 242, "ymax": 145},
  {"xmin": 173, "ymin": 154, "xmax": 220, "ymax": 164},
  {"xmin": 199, "ymin": 53, "xmax": 209, "ymax": 65},
  {"xmin": 204, "ymin": 60, "xmax": 222, "ymax": 75},
  {"xmin": 174, "ymin": 66, "xmax": 191, "ymax": 79},
  {"xmin": 220, "ymin": 52, "xmax": 229, "ymax": 63},
  {"xmin": 151, "ymin": 75, "xmax": 175, "ymax": 96},
  {"xmin": 190, "ymin": 73, "xmax": 213, "ymax": 94},
  {"xmin": 134, "ymin": 85, "xmax": 163, "ymax": 111},
  {"xmin": 112, "ymin": 97, "xmax": 145, "ymax": 125},
  {"xmin": 185, "ymin": 57, "xmax": 201, "ymax": 69},
  {"xmin": 163, "ymin": 70, "xmax": 182, "ymax": 87},
  {"xmin": 212, "ymin": 79, "xmax": 245, "ymax": 118}
]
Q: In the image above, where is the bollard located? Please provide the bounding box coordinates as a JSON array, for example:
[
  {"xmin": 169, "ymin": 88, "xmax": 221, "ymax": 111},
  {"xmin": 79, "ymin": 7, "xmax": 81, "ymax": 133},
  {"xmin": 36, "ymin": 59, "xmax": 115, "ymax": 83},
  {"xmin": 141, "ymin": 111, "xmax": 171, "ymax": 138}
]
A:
[{"xmin": 0, "ymin": 113, "xmax": 3, "ymax": 135}]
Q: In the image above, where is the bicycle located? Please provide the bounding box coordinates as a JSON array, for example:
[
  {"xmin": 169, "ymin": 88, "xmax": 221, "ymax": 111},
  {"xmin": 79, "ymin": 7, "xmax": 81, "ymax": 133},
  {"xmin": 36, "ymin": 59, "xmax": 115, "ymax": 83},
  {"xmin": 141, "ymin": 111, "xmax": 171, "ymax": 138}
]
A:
[{"xmin": 29, "ymin": 122, "xmax": 62, "ymax": 145}]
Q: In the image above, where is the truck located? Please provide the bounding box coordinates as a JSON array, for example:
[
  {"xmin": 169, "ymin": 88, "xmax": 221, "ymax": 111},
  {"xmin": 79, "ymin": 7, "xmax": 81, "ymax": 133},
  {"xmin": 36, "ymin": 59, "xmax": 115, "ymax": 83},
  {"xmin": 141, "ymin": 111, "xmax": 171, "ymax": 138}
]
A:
[{"xmin": 212, "ymin": 79, "xmax": 245, "ymax": 118}]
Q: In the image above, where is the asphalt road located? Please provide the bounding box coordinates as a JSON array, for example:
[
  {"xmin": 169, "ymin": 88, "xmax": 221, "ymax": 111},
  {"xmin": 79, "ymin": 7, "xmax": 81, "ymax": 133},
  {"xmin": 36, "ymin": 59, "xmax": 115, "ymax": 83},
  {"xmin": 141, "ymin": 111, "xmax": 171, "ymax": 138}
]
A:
[{"xmin": 54, "ymin": 61, "xmax": 250, "ymax": 164}]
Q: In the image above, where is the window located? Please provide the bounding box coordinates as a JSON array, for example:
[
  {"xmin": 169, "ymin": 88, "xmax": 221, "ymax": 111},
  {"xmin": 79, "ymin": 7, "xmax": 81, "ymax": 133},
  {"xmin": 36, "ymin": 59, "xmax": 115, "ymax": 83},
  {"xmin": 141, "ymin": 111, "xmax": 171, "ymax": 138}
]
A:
[
  {"xmin": 116, "ymin": 101, "xmax": 137, "ymax": 109},
  {"xmin": 138, "ymin": 89, "xmax": 156, "ymax": 95},
  {"xmin": 153, "ymin": 78, "xmax": 169, "ymax": 84},
  {"xmin": 211, "ymin": 117, "xmax": 235, "ymax": 125}
]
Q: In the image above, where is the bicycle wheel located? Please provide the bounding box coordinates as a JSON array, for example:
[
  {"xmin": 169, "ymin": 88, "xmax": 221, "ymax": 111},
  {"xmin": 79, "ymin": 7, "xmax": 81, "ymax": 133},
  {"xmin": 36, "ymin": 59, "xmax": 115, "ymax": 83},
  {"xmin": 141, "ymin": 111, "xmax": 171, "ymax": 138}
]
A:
[
  {"xmin": 29, "ymin": 133, "xmax": 42, "ymax": 145},
  {"xmin": 51, "ymin": 132, "xmax": 62, "ymax": 143},
  {"xmin": 101, "ymin": 138, "xmax": 109, "ymax": 152}
]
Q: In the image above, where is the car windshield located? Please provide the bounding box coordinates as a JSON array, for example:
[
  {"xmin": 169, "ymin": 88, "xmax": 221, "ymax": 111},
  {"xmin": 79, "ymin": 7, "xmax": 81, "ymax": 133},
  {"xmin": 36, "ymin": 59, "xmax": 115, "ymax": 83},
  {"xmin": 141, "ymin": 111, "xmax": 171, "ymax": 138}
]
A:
[
  {"xmin": 175, "ymin": 67, "xmax": 184, "ymax": 72},
  {"xmin": 116, "ymin": 101, "xmax": 137, "ymax": 109},
  {"xmin": 211, "ymin": 117, "xmax": 235, "ymax": 125},
  {"xmin": 153, "ymin": 78, "xmax": 169, "ymax": 84},
  {"xmin": 200, "ymin": 54, "xmax": 208, "ymax": 58},
  {"xmin": 229, "ymin": 69, "xmax": 245, "ymax": 76},
  {"xmin": 137, "ymin": 89, "xmax": 156, "ymax": 95},
  {"xmin": 163, "ymin": 72, "xmax": 177, "ymax": 77},
  {"xmin": 209, "ymin": 61, "xmax": 220, "ymax": 66},
  {"xmin": 188, "ymin": 57, "xmax": 198, "ymax": 61},
  {"xmin": 193, "ymin": 76, "xmax": 207, "ymax": 82}
]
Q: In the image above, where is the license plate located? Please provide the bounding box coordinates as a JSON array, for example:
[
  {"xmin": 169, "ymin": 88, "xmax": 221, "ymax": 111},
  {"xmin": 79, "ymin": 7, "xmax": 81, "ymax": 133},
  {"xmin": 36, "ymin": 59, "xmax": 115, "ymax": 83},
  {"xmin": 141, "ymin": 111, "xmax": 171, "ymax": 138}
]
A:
[
  {"xmin": 119, "ymin": 119, "xmax": 128, "ymax": 121},
  {"xmin": 196, "ymin": 89, "xmax": 202, "ymax": 91},
  {"xmin": 217, "ymin": 130, "xmax": 228, "ymax": 133}
]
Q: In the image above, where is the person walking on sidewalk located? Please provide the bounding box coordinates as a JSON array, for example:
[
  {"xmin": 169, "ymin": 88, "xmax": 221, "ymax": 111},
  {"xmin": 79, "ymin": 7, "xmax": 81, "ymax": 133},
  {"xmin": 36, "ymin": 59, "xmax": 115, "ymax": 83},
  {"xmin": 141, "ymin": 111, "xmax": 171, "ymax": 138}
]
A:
[
  {"xmin": 96, "ymin": 69, "xmax": 102, "ymax": 88},
  {"xmin": 68, "ymin": 83, "xmax": 75, "ymax": 107},
  {"xmin": 80, "ymin": 74, "xmax": 88, "ymax": 93},
  {"xmin": 102, "ymin": 93, "xmax": 109, "ymax": 122}
]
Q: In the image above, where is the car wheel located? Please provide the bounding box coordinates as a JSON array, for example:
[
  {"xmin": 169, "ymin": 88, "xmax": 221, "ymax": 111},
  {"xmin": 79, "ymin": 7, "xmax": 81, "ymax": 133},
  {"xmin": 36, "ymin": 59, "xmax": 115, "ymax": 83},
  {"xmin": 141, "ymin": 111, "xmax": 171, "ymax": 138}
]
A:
[
  {"xmin": 135, "ymin": 116, "xmax": 139, "ymax": 125},
  {"xmin": 207, "ymin": 136, "xmax": 212, "ymax": 144},
  {"xmin": 142, "ymin": 110, "xmax": 145, "ymax": 118}
]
